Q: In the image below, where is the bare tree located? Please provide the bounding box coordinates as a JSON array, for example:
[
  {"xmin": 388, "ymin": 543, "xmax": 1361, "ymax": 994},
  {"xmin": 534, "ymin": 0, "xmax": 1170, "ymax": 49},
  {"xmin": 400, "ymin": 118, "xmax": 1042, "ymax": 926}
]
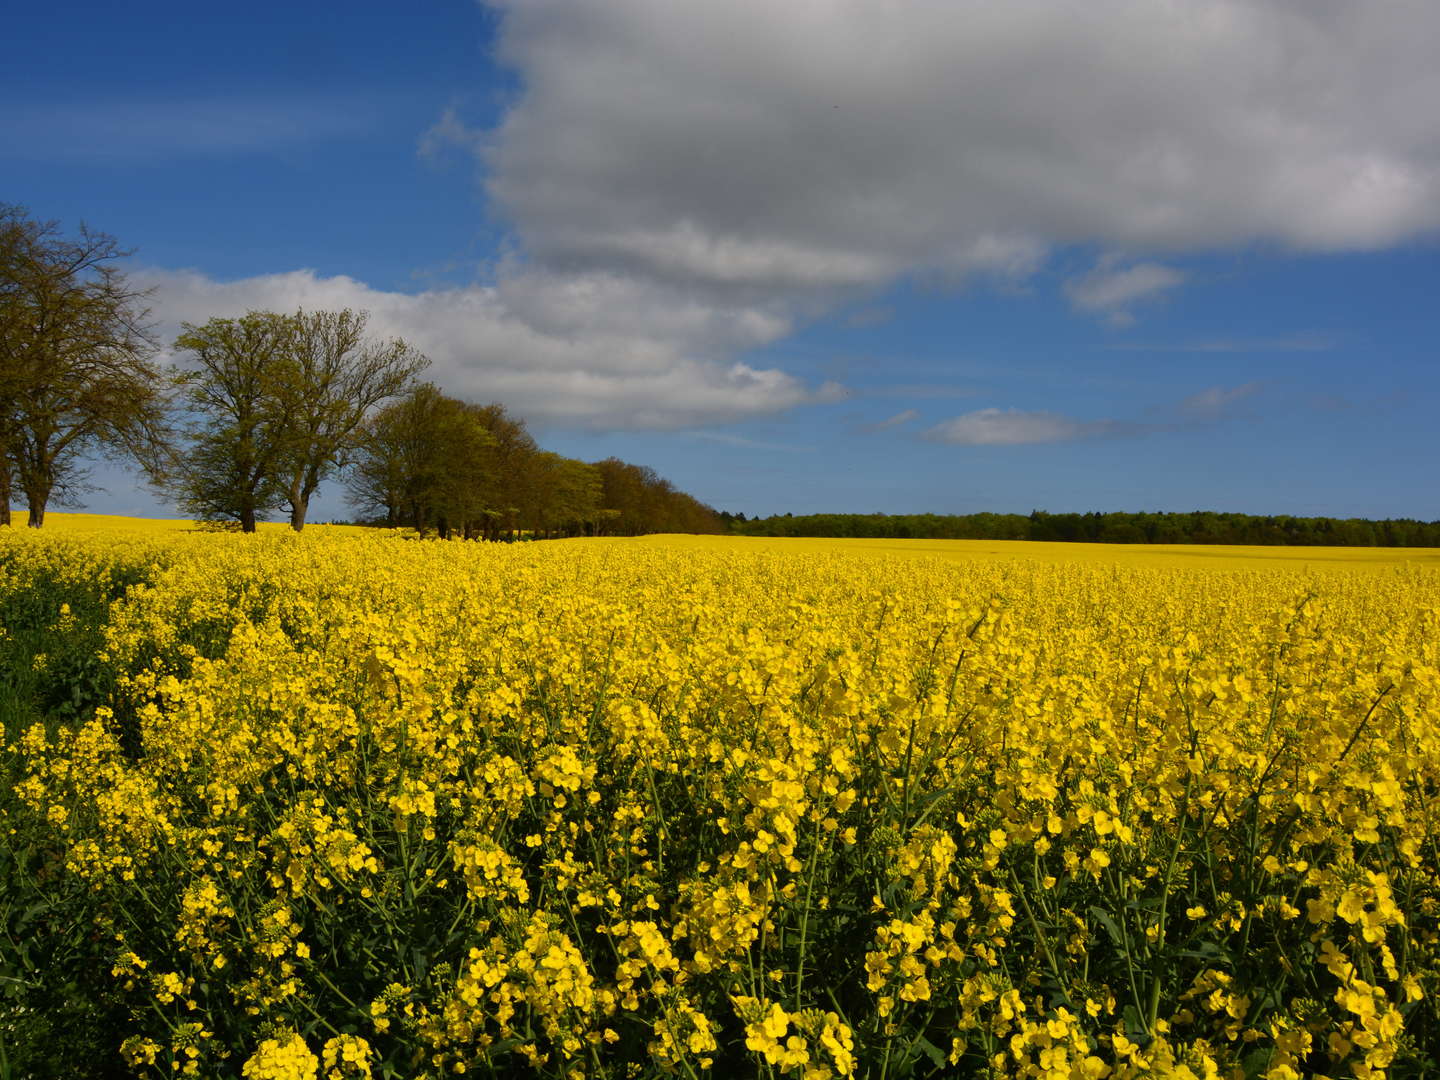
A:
[{"xmin": 0, "ymin": 204, "xmax": 170, "ymax": 527}]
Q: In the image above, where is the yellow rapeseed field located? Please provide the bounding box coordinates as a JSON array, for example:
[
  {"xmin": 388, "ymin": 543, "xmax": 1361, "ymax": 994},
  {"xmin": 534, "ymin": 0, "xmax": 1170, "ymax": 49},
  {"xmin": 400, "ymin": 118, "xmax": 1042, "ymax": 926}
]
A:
[
  {"xmin": 28, "ymin": 512, "xmax": 372, "ymax": 537},
  {"xmin": 1, "ymin": 521, "xmax": 1436, "ymax": 1079}
]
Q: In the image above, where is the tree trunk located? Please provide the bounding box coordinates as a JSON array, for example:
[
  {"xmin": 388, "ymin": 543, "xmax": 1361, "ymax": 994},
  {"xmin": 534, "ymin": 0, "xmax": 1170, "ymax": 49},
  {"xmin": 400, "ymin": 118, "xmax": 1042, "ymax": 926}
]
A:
[
  {"xmin": 240, "ymin": 506, "xmax": 257, "ymax": 533},
  {"xmin": 291, "ymin": 471, "xmax": 320, "ymax": 532},
  {"xmin": 24, "ymin": 485, "xmax": 48, "ymax": 528}
]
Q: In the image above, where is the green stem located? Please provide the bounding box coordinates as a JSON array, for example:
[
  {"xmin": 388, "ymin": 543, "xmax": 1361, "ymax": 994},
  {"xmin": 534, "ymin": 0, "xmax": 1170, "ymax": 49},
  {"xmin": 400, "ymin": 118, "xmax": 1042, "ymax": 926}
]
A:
[{"xmin": 793, "ymin": 816, "xmax": 827, "ymax": 1009}]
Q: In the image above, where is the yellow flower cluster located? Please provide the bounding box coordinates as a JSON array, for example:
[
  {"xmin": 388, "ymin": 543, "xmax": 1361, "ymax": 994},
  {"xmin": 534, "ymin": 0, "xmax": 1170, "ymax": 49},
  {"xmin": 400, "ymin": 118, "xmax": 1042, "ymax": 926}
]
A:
[
  {"xmin": 2, "ymin": 527, "xmax": 1437, "ymax": 1078},
  {"xmin": 242, "ymin": 1032, "xmax": 319, "ymax": 1080}
]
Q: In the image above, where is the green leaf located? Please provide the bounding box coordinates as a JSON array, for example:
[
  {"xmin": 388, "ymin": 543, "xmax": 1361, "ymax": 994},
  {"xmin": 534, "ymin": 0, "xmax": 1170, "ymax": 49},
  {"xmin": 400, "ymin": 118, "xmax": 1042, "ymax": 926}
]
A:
[
  {"xmin": 914, "ymin": 1034, "xmax": 947, "ymax": 1069},
  {"xmin": 1088, "ymin": 905, "xmax": 1125, "ymax": 949}
]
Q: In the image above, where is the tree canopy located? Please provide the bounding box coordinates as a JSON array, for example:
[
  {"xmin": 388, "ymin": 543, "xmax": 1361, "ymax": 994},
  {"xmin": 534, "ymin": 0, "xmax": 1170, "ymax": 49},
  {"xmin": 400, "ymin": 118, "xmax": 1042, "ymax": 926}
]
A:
[
  {"xmin": 170, "ymin": 308, "xmax": 427, "ymax": 531},
  {"xmin": 0, "ymin": 204, "xmax": 170, "ymax": 526},
  {"xmin": 346, "ymin": 388, "xmax": 724, "ymax": 539}
]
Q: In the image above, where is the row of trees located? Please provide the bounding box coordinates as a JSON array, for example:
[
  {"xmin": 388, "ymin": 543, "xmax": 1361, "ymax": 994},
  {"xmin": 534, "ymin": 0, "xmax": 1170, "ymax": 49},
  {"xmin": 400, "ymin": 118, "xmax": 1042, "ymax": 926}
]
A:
[
  {"xmin": 735, "ymin": 510, "xmax": 1440, "ymax": 547},
  {"xmin": 344, "ymin": 385, "xmax": 723, "ymax": 538},
  {"xmin": 171, "ymin": 309, "xmax": 427, "ymax": 531},
  {"xmin": 1, "ymin": 205, "xmax": 723, "ymax": 536}
]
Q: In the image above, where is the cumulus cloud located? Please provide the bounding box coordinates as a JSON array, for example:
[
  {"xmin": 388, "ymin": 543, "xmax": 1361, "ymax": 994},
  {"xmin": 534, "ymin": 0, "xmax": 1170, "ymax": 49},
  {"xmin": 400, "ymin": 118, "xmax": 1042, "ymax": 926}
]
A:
[
  {"xmin": 477, "ymin": 0, "xmax": 1440, "ymax": 313},
  {"xmin": 924, "ymin": 408, "xmax": 1135, "ymax": 446},
  {"xmin": 118, "ymin": 3, "xmax": 1440, "ymax": 435},
  {"xmin": 136, "ymin": 266, "xmax": 832, "ymax": 430}
]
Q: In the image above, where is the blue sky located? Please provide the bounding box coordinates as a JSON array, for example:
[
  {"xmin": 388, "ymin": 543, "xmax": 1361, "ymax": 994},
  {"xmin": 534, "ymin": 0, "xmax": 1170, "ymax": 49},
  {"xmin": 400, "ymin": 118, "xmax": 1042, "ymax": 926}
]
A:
[{"xmin": 6, "ymin": 0, "xmax": 1438, "ymax": 522}]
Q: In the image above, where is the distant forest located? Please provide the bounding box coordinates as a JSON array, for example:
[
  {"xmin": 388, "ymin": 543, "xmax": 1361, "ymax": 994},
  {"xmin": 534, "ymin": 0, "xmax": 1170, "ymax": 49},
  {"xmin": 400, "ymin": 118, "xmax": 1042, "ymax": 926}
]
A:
[{"xmin": 726, "ymin": 510, "xmax": 1440, "ymax": 547}]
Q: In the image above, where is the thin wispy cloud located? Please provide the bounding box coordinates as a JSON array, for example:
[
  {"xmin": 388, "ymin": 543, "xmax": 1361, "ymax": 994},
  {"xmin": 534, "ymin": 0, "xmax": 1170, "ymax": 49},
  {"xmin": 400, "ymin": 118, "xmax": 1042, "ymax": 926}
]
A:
[
  {"xmin": 858, "ymin": 383, "xmax": 980, "ymax": 400},
  {"xmin": 1098, "ymin": 334, "xmax": 1337, "ymax": 354},
  {"xmin": 1177, "ymin": 382, "xmax": 1263, "ymax": 418},
  {"xmin": 1, "ymin": 96, "xmax": 381, "ymax": 161},
  {"xmin": 1064, "ymin": 257, "xmax": 1185, "ymax": 326},
  {"xmin": 927, "ymin": 381, "xmax": 1263, "ymax": 446},
  {"xmin": 859, "ymin": 409, "xmax": 921, "ymax": 434},
  {"xmin": 418, "ymin": 106, "xmax": 489, "ymax": 163},
  {"xmin": 685, "ymin": 431, "xmax": 813, "ymax": 453},
  {"xmin": 924, "ymin": 408, "xmax": 1140, "ymax": 446}
]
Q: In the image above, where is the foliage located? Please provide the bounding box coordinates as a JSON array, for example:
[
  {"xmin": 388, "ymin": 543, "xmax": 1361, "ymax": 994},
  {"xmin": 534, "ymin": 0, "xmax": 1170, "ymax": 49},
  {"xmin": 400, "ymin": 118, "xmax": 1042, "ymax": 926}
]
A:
[
  {"xmin": 0, "ymin": 204, "xmax": 170, "ymax": 528},
  {"xmin": 271, "ymin": 309, "xmax": 428, "ymax": 532},
  {"xmin": 169, "ymin": 309, "xmax": 426, "ymax": 533},
  {"xmin": 346, "ymin": 384, "xmax": 500, "ymax": 537},
  {"xmin": 347, "ymin": 393, "xmax": 722, "ymax": 539},
  {"xmin": 734, "ymin": 510, "xmax": 1440, "ymax": 547},
  {"xmin": 2, "ymin": 528, "xmax": 1437, "ymax": 1078},
  {"xmin": 592, "ymin": 458, "xmax": 724, "ymax": 536}
]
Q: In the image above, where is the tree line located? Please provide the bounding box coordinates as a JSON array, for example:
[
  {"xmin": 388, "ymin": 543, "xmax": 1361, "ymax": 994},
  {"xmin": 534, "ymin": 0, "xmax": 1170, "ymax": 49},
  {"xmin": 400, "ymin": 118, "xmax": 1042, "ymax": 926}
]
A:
[
  {"xmin": 344, "ymin": 386, "xmax": 723, "ymax": 539},
  {"xmin": 1, "ymin": 204, "xmax": 723, "ymax": 536},
  {"xmin": 730, "ymin": 510, "xmax": 1440, "ymax": 547}
]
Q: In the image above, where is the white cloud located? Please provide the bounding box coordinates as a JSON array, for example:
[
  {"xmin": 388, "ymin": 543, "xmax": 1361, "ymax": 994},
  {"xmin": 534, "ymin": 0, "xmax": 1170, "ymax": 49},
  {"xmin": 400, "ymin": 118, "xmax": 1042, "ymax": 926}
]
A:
[
  {"xmin": 1064, "ymin": 258, "xmax": 1185, "ymax": 324},
  {"xmin": 89, "ymin": 2, "xmax": 1440, "ymax": 438},
  {"xmin": 924, "ymin": 408, "xmax": 1134, "ymax": 446},
  {"xmin": 474, "ymin": 0, "xmax": 1440, "ymax": 317},
  {"xmin": 136, "ymin": 266, "xmax": 831, "ymax": 430}
]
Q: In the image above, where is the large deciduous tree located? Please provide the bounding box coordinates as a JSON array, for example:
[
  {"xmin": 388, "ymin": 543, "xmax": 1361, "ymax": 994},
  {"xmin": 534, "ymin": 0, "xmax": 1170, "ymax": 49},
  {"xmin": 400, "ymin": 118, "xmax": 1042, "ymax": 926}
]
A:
[
  {"xmin": 0, "ymin": 204, "xmax": 170, "ymax": 527},
  {"xmin": 170, "ymin": 312, "xmax": 295, "ymax": 532},
  {"xmin": 172, "ymin": 308, "xmax": 426, "ymax": 532},
  {"xmin": 274, "ymin": 308, "xmax": 428, "ymax": 531}
]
